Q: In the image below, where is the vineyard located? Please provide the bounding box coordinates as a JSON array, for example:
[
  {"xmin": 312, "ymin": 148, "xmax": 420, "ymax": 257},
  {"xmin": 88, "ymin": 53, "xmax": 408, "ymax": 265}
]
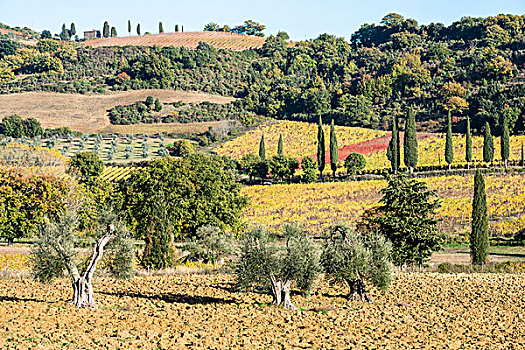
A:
[
  {"xmin": 83, "ymin": 32, "xmax": 268, "ymax": 51},
  {"xmin": 100, "ymin": 166, "xmax": 139, "ymax": 182},
  {"xmin": 216, "ymin": 120, "xmax": 525, "ymax": 171},
  {"xmin": 242, "ymin": 173, "xmax": 525, "ymax": 238}
]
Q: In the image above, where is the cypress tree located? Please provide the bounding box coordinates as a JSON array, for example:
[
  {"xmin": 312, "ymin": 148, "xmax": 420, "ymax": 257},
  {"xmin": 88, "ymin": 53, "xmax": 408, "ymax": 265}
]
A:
[
  {"xmin": 330, "ymin": 119, "xmax": 338, "ymax": 177},
  {"xmin": 445, "ymin": 111, "xmax": 454, "ymax": 170},
  {"xmin": 403, "ymin": 108, "xmax": 418, "ymax": 174},
  {"xmin": 103, "ymin": 21, "xmax": 110, "ymax": 38},
  {"xmin": 482, "ymin": 122, "xmax": 493, "ymax": 167},
  {"xmin": 128, "ymin": 20, "xmax": 131, "ymax": 35},
  {"xmin": 501, "ymin": 116, "xmax": 510, "ymax": 170},
  {"xmin": 259, "ymin": 134, "xmax": 266, "ymax": 160},
  {"xmin": 520, "ymin": 143, "xmax": 525, "ymax": 167},
  {"xmin": 465, "ymin": 117, "xmax": 472, "ymax": 169},
  {"xmin": 70, "ymin": 23, "xmax": 76, "ymax": 36},
  {"xmin": 159, "ymin": 22, "xmax": 164, "ymax": 34},
  {"xmin": 137, "ymin": 23, "xmax": 141, "ymax": 36},
  {"xmin": 470, "ymin": 169, "xmax": 489, "ymax": 266},
  {"xmin": 110, "ymin": 27, "xmax": 117, "ymax": 37},
  {"xmin": 277, "ymin": 134, "xmax": 283, "ymax": 155},
  {"xmin": 317, "ymin": 116, "xmax": 325, "ymax": 179},
  {"xmin": 387, "ymin": 116, "xmax": 400, "ymax": 174},
  {"xmin": 175, "ymin": 24, "xmax": 179, "ymax": 32}
]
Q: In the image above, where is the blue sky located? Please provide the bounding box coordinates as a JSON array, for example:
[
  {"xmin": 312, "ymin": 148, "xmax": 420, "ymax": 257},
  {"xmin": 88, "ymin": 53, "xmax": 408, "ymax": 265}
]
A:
[{"xmin": 1, "ymin": 0, "xmax": 524, "ymax": 40}]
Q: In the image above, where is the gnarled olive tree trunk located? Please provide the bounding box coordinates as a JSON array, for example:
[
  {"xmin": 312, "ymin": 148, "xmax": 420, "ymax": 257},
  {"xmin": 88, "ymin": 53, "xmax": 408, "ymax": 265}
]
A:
[
  {"xmin": 56, "ymin": 226, "xmax": 116, "ymax": 308},
  {"xmin": 270, "ymin": 276, "xmax": 296, "ymax": 310},
  {"xmin": 346, "ymin": 277, "xmax": 372, "ymax": 303}
]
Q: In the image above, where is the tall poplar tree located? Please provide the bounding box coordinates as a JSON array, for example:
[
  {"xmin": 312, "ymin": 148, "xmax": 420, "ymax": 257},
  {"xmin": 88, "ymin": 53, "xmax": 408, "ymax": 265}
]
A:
[
  {"xmin": 128, "ymin": 20, "xmax": 132, "ymax": 35},
  {"xmin": 330, "ymin": 119, "xmax": 338, "ymax": 178},
  {"xmin": 259, "ymin": 135, "xmax": 266, "ymax": 160},
  {"xmin": 483, "ymin": 122, "xmax": 493, "ymax": 167},
  {"xmin": 103, "ymin": 21, "xmax": 110, "ymax": 38},
  {"xmin": 445, "ymin": 111, "xmax": 454, "ymax": 170},
  {"xmin": 277, "ymin": 134, "xmax": 283, "ymax": 155},
  {"xmin": 501, "ymin": 116, "xmax": 510, "ymax": 170},
  {"xmin": 403, "ymin": 108, "xmax": 418, "ymax": 174},
  {"xmin": 159, "ymin": 22, "xmax": 164, "ymax": 34},
  {"xmin": 465, "ymin": 117, "xmax": 472, "ymax": 169},
  {"xmin": 470, "ymin": 169, "xmax": 488, "ymax": 266},
  {"xmin": 317, "ymin": 116, "xmax": 325, "ymax": 179}
]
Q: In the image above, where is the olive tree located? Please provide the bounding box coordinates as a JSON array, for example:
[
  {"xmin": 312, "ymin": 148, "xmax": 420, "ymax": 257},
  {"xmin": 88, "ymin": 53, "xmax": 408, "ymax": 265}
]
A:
[
  {"xmin": 31, "ymin": 211, "xmax": 134, "ymax": 308},
  {"xmin": 183, "ymin": 225, "xmax": 236, "ymax": 265},
  {"xmin": 235, "ymin": 224, "xmax": 319, "ymax": 310},
  {"xmin": 321, "ymin": 224, "xmax": 392, "ymax": 302}
]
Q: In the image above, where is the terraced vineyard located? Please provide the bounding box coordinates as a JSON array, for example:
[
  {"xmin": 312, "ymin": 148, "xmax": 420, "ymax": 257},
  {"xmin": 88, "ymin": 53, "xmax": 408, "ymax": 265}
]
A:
[
  {"xmin": 242, "ymin": 173, "xmax": 525, "ymax": 238},
  {"xmin": 83, "ymin": 31, "xmax": 268, "ymax": 50}
]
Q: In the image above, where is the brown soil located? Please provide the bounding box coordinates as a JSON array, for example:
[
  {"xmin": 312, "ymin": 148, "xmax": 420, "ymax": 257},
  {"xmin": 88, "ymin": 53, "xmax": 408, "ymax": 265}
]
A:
[
  {"xmin": 0, "ymin": 90, "xmax": 234, "ymax": 133},
  {"xmin": 0, "ymin": 273, "xmax": 524, "ymax": 348}
]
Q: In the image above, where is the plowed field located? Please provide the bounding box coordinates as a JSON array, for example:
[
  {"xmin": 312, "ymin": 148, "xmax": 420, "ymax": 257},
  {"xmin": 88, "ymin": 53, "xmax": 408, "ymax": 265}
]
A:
[{"xmin": 0, "ymin": 273, "xmax": 524, "ymax": 348}]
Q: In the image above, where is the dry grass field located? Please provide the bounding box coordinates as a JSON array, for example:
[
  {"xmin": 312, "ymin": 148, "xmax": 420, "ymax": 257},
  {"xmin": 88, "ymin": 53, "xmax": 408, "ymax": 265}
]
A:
[
  {"xmin": 83, "ymin": 31, "xmax": 268, "ymax": 51},
  {"xmin": 0, "ymin": 272, "xmax": 524, "ymax": 348},
  {"xmin": 0, "ymin": 90, "xmax": 234, "ymax": 133}
]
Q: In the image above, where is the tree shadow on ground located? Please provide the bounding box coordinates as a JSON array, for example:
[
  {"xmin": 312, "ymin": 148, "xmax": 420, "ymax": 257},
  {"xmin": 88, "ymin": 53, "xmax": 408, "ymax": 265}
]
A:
[
  {"xmin": 0, "ymin": 295, "xmax": 48, "ymax": 303},
  {"xmin": 99, "ymin": 291, "xmax": 235, "ymax": 305}
]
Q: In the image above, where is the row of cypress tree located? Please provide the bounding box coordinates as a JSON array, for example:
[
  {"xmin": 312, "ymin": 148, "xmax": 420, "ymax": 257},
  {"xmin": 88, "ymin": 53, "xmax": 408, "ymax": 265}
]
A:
[{"xmin": 389, "ymin": 109, "xmax": 520, "ymax": 174}]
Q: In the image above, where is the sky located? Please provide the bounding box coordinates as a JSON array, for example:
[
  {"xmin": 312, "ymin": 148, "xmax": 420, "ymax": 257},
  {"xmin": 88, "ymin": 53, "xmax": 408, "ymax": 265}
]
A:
[{"xmin": 1, "ymin": 0, "xmax": 524, "ymax": 41}]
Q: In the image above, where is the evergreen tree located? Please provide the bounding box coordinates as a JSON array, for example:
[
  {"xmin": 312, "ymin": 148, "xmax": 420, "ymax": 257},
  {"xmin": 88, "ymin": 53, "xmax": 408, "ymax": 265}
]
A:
[
  {"xmin": 277, "ymin": 134, "xmax": 283, "ymax": 155},
  {"xmin": 403, "ymin": 108, "xmax": 418, "ymax": 174},
  {"xmin": 501, "ymin": 116, "xmax": 510, "ymax": 170},
  {"xmin": 159, "ymin": 22, "xmax": 164, "ymax": 34},
  {"xmin": 70, "ymin": 23, "xmax": 76, "ymax": 37},
  {"xmin": 141, "ymin": 195, "xmax": 175, "ymax": 269},
  {"xmin": 317, "ymin": 116, "xmax": 325, "ymax": 179},
  {"xmin": 366, "ymin": 175, "xmax": 443, "ymax": 266},
  {"xmin": 59, "ymin": 23, "xmax": 70, "ymax": 41},
  {"xmin": 175, "ymin": 24, "xmax": 179, "ymax": 32},
  {"xmin": 128, "ymin": 20, "xmax": 131, "ymax": 35},
  {"xmin": 483, "ymin": 122, "xmax": 493, "ymax": 167},
  {"xmin": 387, "ymin": 115, "xmax": 400, "ymax": 174},
  {"xmin": 330, "ymin": 119, "xmax": 338, "ymax": 177},
  {"xmin": 137, "ymin": 23, "xmax": 141, "ymax": 36},
  {"xmin": 466, "ymin": 117, "xmax": 472, "ymax": 169},
  {"xmin": 103, "ymin": 21, "xmax": 110, "ymax": 38},
  {"xmin": 445, "ymin": 111, "xmax": 454, "ymax": 170},
  {"xmin": 470, "ymin": 170, "xmax": 488, "ymax": 266},
  {"xmin": 259, "ymin": 134, "xmax": 266, "ymax": 160},
  {"xmin": 110, "ymin": 27, "xmax": 117, "ymax": 37}
]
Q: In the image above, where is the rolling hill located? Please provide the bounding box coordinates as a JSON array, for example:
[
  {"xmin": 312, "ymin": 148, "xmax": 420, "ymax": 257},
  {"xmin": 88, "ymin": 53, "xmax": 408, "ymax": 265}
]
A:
[
  {"xmin": 83, "ymin": 31, "xmax": 268, "ymax": 50},
  {"xmin": 0, "ymin": 89, "xmax": 234, "ymax": 133}
]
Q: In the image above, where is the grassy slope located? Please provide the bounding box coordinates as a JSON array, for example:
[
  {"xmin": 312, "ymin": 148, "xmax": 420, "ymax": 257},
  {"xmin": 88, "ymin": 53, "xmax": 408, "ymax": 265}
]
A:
[{"xmin": 0, "ymin": 90, "xmax": 234, "ymax": 133}]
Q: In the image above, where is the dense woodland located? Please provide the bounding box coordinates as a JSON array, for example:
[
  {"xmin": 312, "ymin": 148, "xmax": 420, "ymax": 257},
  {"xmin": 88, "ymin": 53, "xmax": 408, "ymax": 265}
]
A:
[{"xmin": 1, "ymin": 14, "xmax": 525, "ymax": 134}]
